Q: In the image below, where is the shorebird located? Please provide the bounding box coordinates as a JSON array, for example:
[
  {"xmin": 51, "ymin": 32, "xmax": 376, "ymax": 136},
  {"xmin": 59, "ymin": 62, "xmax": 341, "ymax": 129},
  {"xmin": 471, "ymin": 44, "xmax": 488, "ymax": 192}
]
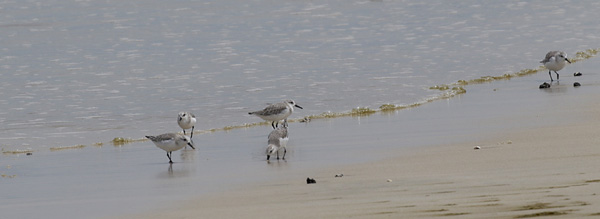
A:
[
  {"xmin": 540, "ymin": 51, "xmax": 571, "ymax": 81},
  {"xmin": 146, "ymin": 133, "xmax": 195, "ymax": 163},
  {"xmin": 177, "ymin": 112, "xmax": 196, "ymax": 138},
  {"xmin": 249, "ymin": 99, "xmax": 303, "ymax": 129},
  {"xmin": 266, "ymin": 126, "xmax": 288, "ymax": 161}
]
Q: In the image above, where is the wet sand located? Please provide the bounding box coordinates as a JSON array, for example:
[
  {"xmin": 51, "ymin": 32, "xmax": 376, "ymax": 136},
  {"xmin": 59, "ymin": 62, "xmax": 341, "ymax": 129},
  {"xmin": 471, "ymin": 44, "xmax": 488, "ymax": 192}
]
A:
[
  {"xmin": 127, "ymin": 63, "xmax": 600, "ymax": 218},
  {"xmin": 139, "ymin": 112, "xmax": 600, "ymax": 218}
]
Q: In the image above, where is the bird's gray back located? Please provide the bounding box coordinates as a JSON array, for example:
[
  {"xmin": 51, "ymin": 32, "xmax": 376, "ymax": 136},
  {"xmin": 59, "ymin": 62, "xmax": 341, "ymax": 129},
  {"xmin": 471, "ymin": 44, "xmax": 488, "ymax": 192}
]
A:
[
  {"xmin": 541, "ymin": 51, "xmax": 561, "ymax": 63},
  {"xmin": 147, "ymin": 133, "xmax": 177, "ymax": 142},
  {"xmin": 268, "ymin": 127, "xmax": 288, "ymax": 145},
  {"xmin": 254, "ymin": 102, "xmax": 288, "ymax": 116}
]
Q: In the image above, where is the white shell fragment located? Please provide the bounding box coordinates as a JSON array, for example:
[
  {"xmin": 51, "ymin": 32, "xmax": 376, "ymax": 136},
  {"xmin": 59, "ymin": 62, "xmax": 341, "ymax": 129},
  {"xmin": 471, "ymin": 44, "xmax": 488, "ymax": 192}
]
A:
[{"xmin": 474, "ymin": 146, "xmax": 481, "ymax": 150}]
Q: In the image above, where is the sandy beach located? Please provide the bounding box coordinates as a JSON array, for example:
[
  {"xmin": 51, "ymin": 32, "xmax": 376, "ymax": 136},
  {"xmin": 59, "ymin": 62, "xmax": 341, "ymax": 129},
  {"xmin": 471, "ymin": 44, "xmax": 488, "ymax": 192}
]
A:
[
  {"xmin": 132, "ymin": 104, "xmax": 600, "ymax": 218},
  {"xmin": 126, "ymin": 76, "xmax": 600, "ymax": 218}
]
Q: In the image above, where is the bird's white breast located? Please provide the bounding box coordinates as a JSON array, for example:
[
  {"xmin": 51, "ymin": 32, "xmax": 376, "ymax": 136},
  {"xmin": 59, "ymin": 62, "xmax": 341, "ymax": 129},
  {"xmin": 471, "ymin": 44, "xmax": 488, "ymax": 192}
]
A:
[
  {"xmin": 153, "ymin": 139, "xmax": 186, "ymax": 152},
  {"xmin": 179, "ymin": 117, "xmax": 196, "ymax": 129},
  {"xmin": 544, "ymin": 57, "xmax": 566, "ymax": 71}
]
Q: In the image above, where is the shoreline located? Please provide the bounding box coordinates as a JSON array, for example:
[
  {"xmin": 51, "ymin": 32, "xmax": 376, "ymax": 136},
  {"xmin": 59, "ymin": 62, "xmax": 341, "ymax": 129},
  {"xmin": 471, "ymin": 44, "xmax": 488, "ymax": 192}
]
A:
[{"xmin": 4, "ymin": 49, "xmax": 597, "ymax": 154}]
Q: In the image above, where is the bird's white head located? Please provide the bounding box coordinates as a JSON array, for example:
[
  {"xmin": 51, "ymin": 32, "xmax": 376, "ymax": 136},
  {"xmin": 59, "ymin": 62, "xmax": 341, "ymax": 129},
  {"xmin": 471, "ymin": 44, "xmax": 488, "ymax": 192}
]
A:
[
  {"xmin": 176, "ymin": 134, "xmax": 195, "ymax": 149},
  {"xmin": 178, "ymin": 112, "xmax": 188, "ymax": 121},
  {"xmin": 284, "ymin": 99, "xmax": 303, "ymax": 110},
  {"xmin": 557, "ymin": 52, "xmax": 571, "ymax": 64},
  {"xmin": 266, "ymin": 144, "xmax": 278, "ymax": 155}
]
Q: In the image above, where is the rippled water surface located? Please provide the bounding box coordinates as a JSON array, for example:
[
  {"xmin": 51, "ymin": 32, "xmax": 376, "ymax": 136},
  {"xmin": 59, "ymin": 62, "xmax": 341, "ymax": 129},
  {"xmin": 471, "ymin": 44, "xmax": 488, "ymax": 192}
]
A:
[{"xmin": 1, "ymin": 0, "xmax": 599, "ymax": 149}]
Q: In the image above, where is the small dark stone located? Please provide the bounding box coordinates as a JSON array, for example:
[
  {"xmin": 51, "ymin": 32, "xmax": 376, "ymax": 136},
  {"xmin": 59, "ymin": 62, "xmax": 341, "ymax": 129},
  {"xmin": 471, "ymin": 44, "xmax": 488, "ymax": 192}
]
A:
[
  {"xmin": 574, "ymin": 72, "xmax": 582, "ymax": 77},
  {"xmin": 574, "ymin": 82, "xmax": 581, "ymax": 87},
  {"xmin": 539, "ymin": 82, "xmax": 551, "ymax": 89},
  {"xmin": 306, "ymin": 177, "xmax": 316, "ymax": 184},
  {"xmin": 26, "ymin": 152, "xmax": 33, "ymax": 156}
]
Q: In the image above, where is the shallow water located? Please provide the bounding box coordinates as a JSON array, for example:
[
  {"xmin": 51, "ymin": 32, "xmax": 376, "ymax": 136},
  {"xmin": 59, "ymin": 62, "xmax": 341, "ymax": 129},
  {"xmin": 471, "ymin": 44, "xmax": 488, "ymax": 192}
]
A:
[{"xmin": 1, "ymin": 0, "xmax": 600, "ymax": 218}]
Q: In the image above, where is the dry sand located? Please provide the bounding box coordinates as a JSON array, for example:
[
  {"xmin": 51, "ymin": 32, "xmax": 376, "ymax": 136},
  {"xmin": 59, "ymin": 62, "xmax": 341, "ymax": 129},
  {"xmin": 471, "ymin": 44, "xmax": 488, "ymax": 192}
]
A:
[{"xmin": 128, "ymin": 98, "xmax": 600, "ymax": 218}]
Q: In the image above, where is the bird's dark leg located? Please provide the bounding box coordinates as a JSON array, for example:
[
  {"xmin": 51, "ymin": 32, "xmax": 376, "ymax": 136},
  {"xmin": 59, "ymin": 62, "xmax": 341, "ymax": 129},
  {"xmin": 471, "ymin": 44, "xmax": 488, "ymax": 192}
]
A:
[
  {"xmin": 282, "ymin": 148, "xmax": 287, "ymax": 160},
  {"xmin": 271, "ymin": 121, "xmax": 276, "ymax": 129},
  {"xmin": 555, "ymin": 71, "xmax": 559, "ymax": 80},
  {"xmin": 190, "ymin": 126, "xmax": 194, "ymax": 139},
  {"xmin": 549, "ymin": 71, "xmax": 554, "ymax": 81},
  {"xmin": 182, "ymin": 129, "xmax": 186, "ymax": 135},
  {"xmin": 167, "ymin": 152, "xmax": 173, "ymax": 163},
  {"xmin": 276, "ymin": 150, "xmax": 280, "ymax": 160},
  {"xmin": 267, "ymin": 154, "xmax": 270, "ymax": 161}
]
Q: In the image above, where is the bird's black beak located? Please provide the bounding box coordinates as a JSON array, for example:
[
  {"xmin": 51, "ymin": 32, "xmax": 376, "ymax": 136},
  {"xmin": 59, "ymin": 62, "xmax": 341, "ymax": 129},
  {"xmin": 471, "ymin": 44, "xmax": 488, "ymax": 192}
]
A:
[
  {"xmin": 188, "ymin": 141, "xmax": 195, "ymax": 149},
  {"xmin": 295, "ymin": 104, "xmax": 303, "ymax": 109},
  {"xmin": 566, "ymin": 58, "xmax": 571, "ymax": 64}
]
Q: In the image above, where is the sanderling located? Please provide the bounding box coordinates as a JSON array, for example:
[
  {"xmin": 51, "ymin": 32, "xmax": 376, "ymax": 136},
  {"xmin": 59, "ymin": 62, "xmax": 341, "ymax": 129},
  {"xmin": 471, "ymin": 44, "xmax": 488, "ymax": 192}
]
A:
[
  {"xmin": 146, "ymin": 133, "xmax": 195, "ymax": 163},
  {"xmin": 266, "ymin": 126, "xmax": 288, "ymax": 161},
  {"xmin": 177, "ymin": 112, "xmax": 196, "ymax": 139},
  {"xmin": 249, "ymin": 99, "xmax": 303, "ymax": 129},
  {"xmin": 540, "ymin": 51, "xmax": 571, "ymax": 81}
]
